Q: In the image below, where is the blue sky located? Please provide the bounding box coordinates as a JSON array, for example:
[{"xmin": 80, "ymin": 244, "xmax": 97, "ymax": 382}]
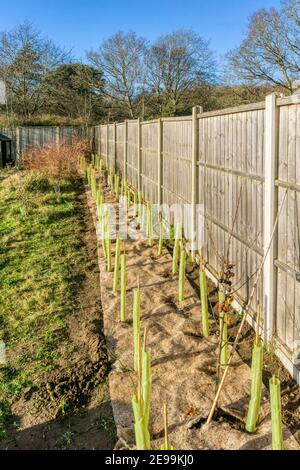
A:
[{"xmin": 0, "ymin": 0, "xmax": 282, "ymax": 59}]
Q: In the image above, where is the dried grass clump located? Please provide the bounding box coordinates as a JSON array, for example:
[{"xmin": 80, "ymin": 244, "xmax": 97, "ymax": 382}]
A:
[{"xmin": 21, "ymin": 140, "xmax": 89, "ymax": 181}]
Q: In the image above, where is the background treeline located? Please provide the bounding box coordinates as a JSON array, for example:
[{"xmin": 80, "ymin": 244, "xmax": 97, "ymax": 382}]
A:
[{"xmin": 0, "ymin": 0, "xmax": 299, "ymax": 127}]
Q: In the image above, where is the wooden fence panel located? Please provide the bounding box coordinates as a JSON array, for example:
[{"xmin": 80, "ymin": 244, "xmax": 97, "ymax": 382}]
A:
[
  {"xmin": 108, "ymin": 124, "xmax": 115, "ymax": 169},
  {"xmin": 100, "ymin": 126, "xmax": 107, "ymax": 161},
  {"xmin": 162, "ymin": 119, "xmax": 192, "ymax": 208},
  {"xmin": 92, "ymin": 93, "xmax": 300, "ymax": 382},
  {"xmin": 161, "ymin": 119, "xmax": 192, "ymax": 238},
  {"xmin": 115, "ymin": 123, "xmax": 124, "ymax": 176},
  {"xmin": 0, "ymin": 126, "xmax": 83, "ymax": 160},
  {"xmin": 141, "ymin": 121, "xmax": 158, "ymax": 203},
  {"xmin": 94, "ymin": 126, "xmax": 101, "ymax": 155},
  {"xmin": 127, "ymin": 120, "xmax": 139, "ymax": 188},
  {"xmin": 276, "ymin": 102, "xmax": 300, "ymax": 358},
  {"xmin": 198, "ymin": 110, "xmax": 265, "ymax": 317}
]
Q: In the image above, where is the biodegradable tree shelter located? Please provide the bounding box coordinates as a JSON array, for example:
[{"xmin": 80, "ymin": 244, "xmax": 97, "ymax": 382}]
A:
[
  {"xmin": 199, "ymin": 268, "xmax": 210, "ymax": 338},
  {"xmin": 158, "ymin": 214, "xmax": 164, "ymax": 256},
  {"xmin": 105, "ymin": 219, "xmax": 112, "ymax": 272},
  {"xmin": 270, "ymin": 376, "xmax": 284, "ymax": 450},
  {"xmin": 245, "ymin": 305, "xmax": 264, "ymax": 433},
  {"xmin": 113, "ymin": 238, "xmax": 121, "ymax": 294},
  {"xmin": 132, "ymin": 333, "xmax": 151, "ymax": 450},
  {"xmin": 178, "ymin": 244, "xmax": 186, "ymax": 302},
  {"xmin": 120, "ymin": 251, "xmax": 127, "ymax": 322},
  {"xmin": 133, "ymin": 279, "xmax": 141, "ymax": 372},
  {"xmin": 147, "ymin": 202, "xmax": 153, "ymax": 247},
  {"xmin": 172, "ymin": 224, "xmax": 182, "ymax": 275}
]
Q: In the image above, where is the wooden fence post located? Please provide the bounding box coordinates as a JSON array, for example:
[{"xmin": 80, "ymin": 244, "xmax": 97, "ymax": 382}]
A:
[
  {"xmin": 137, "ymin": 118, "xmax": 142, "ymax": 194},
  {"xmin": 263, "ymin": 93, "xmax": 278, "ymax": 342},
  {"xmin": 106, "ymin": 124, "xmax": 109, "ymax": 167},
  {"xmin": 97, "ymin": 126, "xmax": 100, "ymax": 156},
  {"xmin": 157, "ymin": 118, "xmax": 163, "ymax": 206},
  {"xmin": 55, "ymin": 126, "xmax": 60, "ymax": 149},
  {"xmin": 114, "ymin": 122, "xmax": 117, "ymax": 172},
  {"xmin": 191, "ymin": 106, "xmax": 203, "ymax": 255},
  {"xmin": 16, "ymin": 127, "xmax": 20, "ymax": 161},
  {"xmin": 124, "ymin": 120, "xmax": 127, "ymax": 181}
]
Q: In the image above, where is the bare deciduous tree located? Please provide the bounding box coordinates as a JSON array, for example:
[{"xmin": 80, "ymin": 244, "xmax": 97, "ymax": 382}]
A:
[
  {"xmin": 145, "ymin": 30, "xmax": 216, "ymax": 116},
  {"xmin": 0, "ymin": 21, "xmax": 70, "ymax": 117},
  {"xmin": 227, "ymin": 1, "xmax": 300, "ymax": 93},
  {"xmin": 87, "ymin": 31, "xmax": 146, "ymax": 119}
]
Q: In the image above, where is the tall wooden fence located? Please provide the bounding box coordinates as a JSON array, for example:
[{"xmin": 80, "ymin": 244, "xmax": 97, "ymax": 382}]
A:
[
  {"xmin": 92, "ymin": 92, "xmax": 300, "ymax": 383},
  {"xmin": 0, "ymin": 126, "xmax": 84, "ymax": 161}
]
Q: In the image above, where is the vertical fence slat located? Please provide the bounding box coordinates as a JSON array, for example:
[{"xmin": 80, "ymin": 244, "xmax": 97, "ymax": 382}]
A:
[
  {"xmin": 137, "ymin": 118, "xmax": 142, "ymax": 194},
  {"xmin": 263, "ymin": 93, "xmax": 278, "ymax": 342},
  {"xmin": 157, "ymin": 119, "xmax": 163, "ymax": 206},
  {"xmin": 124, "ymin": 120, "xmax": 128, "ymax": 181}
]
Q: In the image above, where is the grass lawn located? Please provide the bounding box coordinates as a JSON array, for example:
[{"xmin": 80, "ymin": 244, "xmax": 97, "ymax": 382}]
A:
[{"xmin": 0, "ymin": 169, "xmax": 92, "ymax": 438}]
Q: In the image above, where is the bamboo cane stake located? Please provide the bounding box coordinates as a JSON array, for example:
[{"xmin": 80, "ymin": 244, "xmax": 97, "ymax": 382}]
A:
[
  {"xmin": 199, "ymin": 269, "xmax": 210, "ymax": 338},
  {"xmin": 113, "ymin": 238, "xmax": 121, "ymax": 294},
  {"xmin": 270, "ymin": 376, "xmax": 284, "ymax": 450},
  {"xmin": 160, "ymin": 404, "xmax": 174, "ymax": 450},
  {"xmin": 206, "ymin": 192, "xmax": 287, "ymax": 425}
]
